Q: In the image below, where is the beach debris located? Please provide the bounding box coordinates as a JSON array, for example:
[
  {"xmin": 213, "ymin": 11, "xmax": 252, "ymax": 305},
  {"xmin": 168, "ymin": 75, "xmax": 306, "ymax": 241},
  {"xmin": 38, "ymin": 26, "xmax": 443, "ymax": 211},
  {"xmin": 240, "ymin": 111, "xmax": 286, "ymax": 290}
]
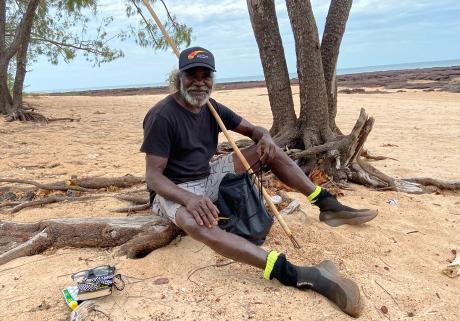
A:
[
  {"xmin": 309, "ymin": 169, "xmax": 329, "ymax": 186},
  {"xmin": 386, "ymin": 198, "xmax": 398, "ymax": 205},
  {"xmin": 153, "ymin": 277, "xmax": 169, "ymax": 285},
  {"xmin": 280, "ymin": 200, "xmax": 300, "ymax": 216},
  {"xmin": 70, "ymin": 300, "xmax": 111, "ymax": 321},
  {"xmin": 442, "ymin": 249, "xmax": 460, "ymax": 278},
  {"xmin": 271, "ymin": 195, "xmax": 282, "ymax": 204}
]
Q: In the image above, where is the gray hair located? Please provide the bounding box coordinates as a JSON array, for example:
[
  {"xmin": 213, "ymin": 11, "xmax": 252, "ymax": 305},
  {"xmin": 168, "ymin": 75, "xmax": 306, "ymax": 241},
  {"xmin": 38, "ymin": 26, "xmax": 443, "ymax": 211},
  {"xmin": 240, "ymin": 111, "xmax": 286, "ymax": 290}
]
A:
[
  {"xmin": 168, "ymin": 69, "xmax": 181, "ymax": 93},
  {"xmin": 167, "ymin": 69, "xmax": 216, "ymax": 94}
]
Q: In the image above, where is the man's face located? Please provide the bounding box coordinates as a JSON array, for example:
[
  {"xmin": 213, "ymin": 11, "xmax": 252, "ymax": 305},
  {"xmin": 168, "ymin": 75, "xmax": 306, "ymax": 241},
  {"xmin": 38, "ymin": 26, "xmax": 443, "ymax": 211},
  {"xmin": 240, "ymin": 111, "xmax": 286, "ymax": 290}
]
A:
[{"xmin": 180, "ymin": 67, "xmax": 214, "ymax": 108}]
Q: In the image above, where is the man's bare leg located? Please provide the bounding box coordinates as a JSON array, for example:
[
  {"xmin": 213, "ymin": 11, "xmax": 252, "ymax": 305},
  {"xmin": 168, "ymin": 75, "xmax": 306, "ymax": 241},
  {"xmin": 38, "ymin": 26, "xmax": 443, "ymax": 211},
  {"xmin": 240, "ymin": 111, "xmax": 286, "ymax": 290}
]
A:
[
  {"xmin": 175, "ymin": 207, "xmax": 267, "ymax": 268},
  {"xmin": 234, "ymin": 144, "xmax": 316, "ymax": 195},
  {"xmin": 233, "ymin": 144, "xmax": 378, "ymax": 226},
  {"xmin": 175, "ymin": 207, "xmax": 362, "ymax": 317}
]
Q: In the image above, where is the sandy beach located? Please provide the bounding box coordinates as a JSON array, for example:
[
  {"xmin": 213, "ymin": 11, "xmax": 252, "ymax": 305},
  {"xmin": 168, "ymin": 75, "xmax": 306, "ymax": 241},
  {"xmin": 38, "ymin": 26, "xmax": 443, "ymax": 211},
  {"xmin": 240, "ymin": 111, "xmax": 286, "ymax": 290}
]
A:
[{"xmin": 0, "ymin": 85, "xmax": 459, "ymax": 320}]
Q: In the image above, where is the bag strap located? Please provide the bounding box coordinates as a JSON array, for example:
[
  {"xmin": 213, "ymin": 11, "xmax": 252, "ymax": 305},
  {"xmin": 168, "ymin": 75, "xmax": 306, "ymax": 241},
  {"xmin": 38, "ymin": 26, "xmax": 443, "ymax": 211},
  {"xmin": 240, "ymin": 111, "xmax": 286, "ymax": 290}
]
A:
[{"xmin": 247, "ymin": 160, "xmax": 264, "ymax": 201}]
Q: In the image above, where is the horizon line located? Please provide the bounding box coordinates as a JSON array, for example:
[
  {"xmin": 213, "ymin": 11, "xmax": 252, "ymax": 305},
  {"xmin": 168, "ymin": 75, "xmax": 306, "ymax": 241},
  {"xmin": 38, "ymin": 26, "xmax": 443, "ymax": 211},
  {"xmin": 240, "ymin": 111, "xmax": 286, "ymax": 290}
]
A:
[{"xmin": 30, "ymin": 57, "xmax": 460, "ymax": 94}]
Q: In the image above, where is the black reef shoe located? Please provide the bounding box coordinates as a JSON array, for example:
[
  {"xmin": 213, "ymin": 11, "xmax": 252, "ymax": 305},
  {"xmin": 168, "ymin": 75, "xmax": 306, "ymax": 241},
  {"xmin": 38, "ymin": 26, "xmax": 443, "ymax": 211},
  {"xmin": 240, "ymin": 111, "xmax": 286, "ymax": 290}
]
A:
[
  {"xmin": 296, "ymin": 260, "xmax": 363, "ymax": 318},
  {"xmin": 314, "ymin": 189, "xmax": 378, "ymax": 227}
]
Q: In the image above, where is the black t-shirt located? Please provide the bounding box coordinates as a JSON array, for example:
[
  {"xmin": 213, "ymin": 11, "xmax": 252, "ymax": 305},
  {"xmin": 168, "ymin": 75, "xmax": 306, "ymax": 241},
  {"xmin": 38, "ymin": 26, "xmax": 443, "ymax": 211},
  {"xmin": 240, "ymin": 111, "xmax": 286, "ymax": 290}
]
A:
[{"xmin": 141, "ymin": 95, "xmax": 242, "ymax": 185}]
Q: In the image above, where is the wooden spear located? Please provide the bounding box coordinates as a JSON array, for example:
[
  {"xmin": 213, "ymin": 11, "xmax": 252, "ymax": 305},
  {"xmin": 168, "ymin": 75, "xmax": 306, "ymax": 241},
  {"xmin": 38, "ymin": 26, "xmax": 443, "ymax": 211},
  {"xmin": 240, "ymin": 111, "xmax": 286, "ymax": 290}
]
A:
[{"xmin": 141, "ymin": 0, "xmax": 300, "ymax": 248}]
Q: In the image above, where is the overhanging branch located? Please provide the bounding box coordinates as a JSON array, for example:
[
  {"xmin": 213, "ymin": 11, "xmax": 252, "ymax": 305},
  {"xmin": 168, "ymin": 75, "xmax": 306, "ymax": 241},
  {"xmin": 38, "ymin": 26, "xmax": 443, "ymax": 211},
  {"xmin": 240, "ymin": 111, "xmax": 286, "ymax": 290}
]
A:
[{"xmin": 29, "ymin": 36, "xmax": 109, "ymax": 56}]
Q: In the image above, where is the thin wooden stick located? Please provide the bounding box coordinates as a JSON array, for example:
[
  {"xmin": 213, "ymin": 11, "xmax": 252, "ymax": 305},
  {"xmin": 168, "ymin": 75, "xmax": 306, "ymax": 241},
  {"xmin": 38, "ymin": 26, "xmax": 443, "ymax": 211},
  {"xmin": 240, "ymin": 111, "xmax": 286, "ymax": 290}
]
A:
[{"xmin": 140, "ymin": 0, "xmax": 299, "ymax": 248}]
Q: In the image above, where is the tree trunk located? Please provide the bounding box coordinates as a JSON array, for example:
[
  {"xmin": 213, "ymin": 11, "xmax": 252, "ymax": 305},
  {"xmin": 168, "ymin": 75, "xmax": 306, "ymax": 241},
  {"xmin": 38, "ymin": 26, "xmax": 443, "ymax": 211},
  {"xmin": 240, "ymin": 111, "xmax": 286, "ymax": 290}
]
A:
[
  {"xmin": 0, "ymin": 0, "xmax": 39, "ymax": 118},
  {"xmin": 321, "ymin": 0, "xmax": 352, "ymax": 135},
  {"xmin": 11, "ymin": 31, "xmax": 30, "ymax": 113},
  {"xmin": 0, "ymin": 0, "xmax": 11, "ymax": 115},
  {"xmin": 246, "ymin": 0, "xmax": 298, "ymax": 146},
  {"xmin": 286, "ymin": 0, "xmax": 333, "ymax": 148},
  {"xmin": 0, "ymin": 59, "xmax": 12, "ymax": 114}
]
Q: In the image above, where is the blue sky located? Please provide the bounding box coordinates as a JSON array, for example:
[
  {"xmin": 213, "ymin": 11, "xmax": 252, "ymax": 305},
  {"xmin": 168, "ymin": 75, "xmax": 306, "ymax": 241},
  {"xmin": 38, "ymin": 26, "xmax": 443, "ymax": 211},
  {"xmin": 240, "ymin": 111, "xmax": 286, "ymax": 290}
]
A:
[{"xmin": 26, "ymin": 0, "xmax": 460, "ymax": 92}]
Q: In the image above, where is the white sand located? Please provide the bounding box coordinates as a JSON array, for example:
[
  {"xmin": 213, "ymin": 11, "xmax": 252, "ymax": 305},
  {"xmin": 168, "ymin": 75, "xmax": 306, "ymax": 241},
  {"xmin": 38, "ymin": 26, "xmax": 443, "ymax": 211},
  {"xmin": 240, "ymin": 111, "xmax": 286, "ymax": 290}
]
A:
[{"xmin": 0, "ymin": 88, "xmax": 459, "ymax": 320}]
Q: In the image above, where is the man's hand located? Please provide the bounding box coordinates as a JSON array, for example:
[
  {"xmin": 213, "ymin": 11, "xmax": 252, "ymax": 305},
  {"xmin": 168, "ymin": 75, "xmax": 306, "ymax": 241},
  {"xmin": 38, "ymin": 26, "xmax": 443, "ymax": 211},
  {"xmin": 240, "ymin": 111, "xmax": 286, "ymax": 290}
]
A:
[
  {"xmin": 256, "ymin": 134, "xmax": 277, "ymax": 163},
  {"xmin": 185, "ymin": 195, "xmax": 219, "ymax": 228}
]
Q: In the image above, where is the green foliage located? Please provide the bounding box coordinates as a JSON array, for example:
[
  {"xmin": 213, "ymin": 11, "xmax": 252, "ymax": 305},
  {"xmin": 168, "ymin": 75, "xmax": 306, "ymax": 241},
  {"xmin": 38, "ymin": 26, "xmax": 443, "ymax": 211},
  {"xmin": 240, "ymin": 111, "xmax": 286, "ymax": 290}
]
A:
[
  {"xmin": 5, "ymin": 0, "xmax": 192, "ymax": 68},
  {"xmin": 125, "ymin": 0, "xmax": 192, "ymax": 51}
]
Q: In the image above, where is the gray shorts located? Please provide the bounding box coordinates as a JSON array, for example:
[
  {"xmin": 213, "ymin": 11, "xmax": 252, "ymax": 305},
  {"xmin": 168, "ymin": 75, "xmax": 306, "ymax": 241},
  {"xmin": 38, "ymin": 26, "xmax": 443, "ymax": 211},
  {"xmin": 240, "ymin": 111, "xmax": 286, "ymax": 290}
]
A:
[{"xmin": 151, "ymin": 153, "xmax": 235, "ymax": 224}]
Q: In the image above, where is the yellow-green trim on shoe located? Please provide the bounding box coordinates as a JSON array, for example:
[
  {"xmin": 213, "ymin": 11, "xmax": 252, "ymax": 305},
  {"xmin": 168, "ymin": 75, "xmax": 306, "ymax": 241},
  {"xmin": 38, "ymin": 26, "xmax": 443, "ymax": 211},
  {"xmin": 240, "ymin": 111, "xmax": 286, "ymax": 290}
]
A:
[
  {"xmin": 264, "ymin": 250, "xmax": 279, "ymax": 280},
  {"xmin": 307, "ymin": 186, "xmax": 322, "ymax": 203}
]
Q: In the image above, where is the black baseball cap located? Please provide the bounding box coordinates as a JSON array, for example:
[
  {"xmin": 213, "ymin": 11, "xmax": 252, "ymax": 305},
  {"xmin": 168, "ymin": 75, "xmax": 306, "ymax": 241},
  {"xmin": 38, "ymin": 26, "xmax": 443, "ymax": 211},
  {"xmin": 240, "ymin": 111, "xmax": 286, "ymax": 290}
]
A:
[{"xmin": 179, "ymin": 47, "xmax": 216, "ymax": 72}]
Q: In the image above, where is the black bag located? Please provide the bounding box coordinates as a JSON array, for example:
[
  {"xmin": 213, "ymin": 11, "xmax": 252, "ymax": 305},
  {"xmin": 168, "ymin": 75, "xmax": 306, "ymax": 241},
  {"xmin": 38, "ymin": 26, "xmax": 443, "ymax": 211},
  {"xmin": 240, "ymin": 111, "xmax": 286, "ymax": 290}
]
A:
[{"xmin": 216, "ymin": 172, "xmax": 274, "ymax": 245}]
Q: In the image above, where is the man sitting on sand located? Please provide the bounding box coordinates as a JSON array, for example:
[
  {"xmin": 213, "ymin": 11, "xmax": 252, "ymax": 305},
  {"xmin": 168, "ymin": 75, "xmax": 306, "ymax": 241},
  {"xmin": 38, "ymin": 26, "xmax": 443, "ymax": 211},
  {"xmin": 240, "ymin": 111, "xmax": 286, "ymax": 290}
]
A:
[{"xmin": 141, "ymin": 47, "xmax": 378, "ymax": 317}]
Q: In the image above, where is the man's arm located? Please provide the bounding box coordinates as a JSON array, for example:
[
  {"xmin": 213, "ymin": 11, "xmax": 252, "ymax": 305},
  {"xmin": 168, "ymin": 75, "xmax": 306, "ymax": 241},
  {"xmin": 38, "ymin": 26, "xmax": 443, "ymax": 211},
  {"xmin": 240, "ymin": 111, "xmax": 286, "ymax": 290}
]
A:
[
  {"xmin": 232, "ymin": 118, "xmax": 277, "ymax": 163},
  {"xmin": 146, "ymin": 154, "xmax": 219, "ymax": 227}
]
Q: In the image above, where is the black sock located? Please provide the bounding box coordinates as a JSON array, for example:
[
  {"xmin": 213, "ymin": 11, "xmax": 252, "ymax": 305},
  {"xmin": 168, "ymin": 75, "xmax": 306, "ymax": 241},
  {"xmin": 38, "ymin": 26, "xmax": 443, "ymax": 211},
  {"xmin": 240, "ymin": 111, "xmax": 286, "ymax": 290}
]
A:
[
  {"xmin": 313, "ymin": 189, "xmax": 358, "ymax": 212},
  {"xmin": 270, "ymin": 254, "xmax": 298, "ymax": 287}
]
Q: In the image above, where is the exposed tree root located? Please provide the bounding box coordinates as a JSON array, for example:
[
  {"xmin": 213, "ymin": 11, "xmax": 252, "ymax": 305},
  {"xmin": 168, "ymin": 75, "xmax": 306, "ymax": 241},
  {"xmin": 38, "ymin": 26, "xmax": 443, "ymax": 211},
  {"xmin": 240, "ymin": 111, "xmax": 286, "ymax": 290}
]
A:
[
  {"xmin": 0, "ymin": 201, "xmax": 21, "ymax": 209},
  {"xmin": 112, "ymin": 203, "xmax": 150, "ymax": 214},
  {"xmin": 9, "ymin": 195, "xmax": 106, "ymax": 214},
  {"xmin": 0, "ymin": 175, "xmax": 144, "ymax": 193},
  {"xmin": 275, "ymin": 108, "xmax": 459, "ymax": 194},
  {"xmin": 115, "ymin": 194, "xmax": 149, "ymax": 204},
  {"xmin": 361, "ymin": 150, "xmax": 398, "ymax": 162},
  {"xmin": 4, "ymin": 103, "xmax": 79, "ymax": 123},
  {"xmin": 403, "ymin": 178, "xmax": 460, "ymax": 191},
  {"xmin": 4, "ymin": 109, "xmax": 48, "ymax": 123},
  {"xmin": 0, "ymin": 215, "xmax": 179, "ymax": 266},
  {"xmin": 47, "ymin": 117, "xmax": 80, "ymax": 122},
  {"xmin": 0, "ymin": 175, "xmax": 147, "ymax": 214},
  {"xmin": 216, "ymin": 139, "xmax": 253, "ymax": 155}
]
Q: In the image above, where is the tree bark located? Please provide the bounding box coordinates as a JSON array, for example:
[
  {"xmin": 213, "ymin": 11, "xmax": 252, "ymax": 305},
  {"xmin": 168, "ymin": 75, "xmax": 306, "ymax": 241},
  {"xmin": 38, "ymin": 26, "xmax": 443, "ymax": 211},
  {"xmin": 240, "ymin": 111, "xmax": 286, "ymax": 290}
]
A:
[
  {"xmin": 286, "ymin": 0, "xmax": 332, "ymax": 148},
  {"xmin": 321, "ymin": 0, "xmax": 352, "ymax": 135},
  {"xmin": 246, "ymin": 0, "xmax": 298, "ymax": 145}
]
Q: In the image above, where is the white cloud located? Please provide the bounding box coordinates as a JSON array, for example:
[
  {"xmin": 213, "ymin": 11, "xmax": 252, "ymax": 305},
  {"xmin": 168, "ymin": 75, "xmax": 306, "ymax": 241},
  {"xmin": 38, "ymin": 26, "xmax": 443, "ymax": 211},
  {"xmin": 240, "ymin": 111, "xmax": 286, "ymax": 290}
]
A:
[{"xmin": 167, "ymin": 0, "xmax": 247, "ymax": 20}]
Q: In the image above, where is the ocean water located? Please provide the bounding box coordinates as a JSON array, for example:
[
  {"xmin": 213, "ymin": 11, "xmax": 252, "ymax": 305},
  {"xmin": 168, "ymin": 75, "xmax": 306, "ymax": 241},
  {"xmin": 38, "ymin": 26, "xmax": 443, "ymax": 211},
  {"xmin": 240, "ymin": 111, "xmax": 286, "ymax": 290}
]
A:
[
  {"xmin": 43, "ymin": 59, "xmax": 460, "ymax": 93},
  {"xmin": 217, "ymin": 59, "xmax": 460, "ymax": 84}
]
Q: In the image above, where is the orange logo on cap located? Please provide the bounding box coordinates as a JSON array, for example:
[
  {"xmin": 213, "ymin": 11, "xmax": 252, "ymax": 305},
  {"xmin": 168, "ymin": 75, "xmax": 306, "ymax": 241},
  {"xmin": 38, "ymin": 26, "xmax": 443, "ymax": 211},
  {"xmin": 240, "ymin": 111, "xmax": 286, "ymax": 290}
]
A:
[{"xmin": 188, "ymin": 50, "xmax": 206, "ymax": 60}]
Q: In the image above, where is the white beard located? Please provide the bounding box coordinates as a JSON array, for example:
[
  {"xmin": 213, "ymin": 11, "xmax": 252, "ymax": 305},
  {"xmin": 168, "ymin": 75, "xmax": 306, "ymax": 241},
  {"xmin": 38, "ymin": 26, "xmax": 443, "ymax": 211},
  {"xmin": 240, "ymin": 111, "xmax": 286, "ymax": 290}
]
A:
[{"xmin": 180, "ymin": 82, "xmax": 211, "ymax": 107}]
